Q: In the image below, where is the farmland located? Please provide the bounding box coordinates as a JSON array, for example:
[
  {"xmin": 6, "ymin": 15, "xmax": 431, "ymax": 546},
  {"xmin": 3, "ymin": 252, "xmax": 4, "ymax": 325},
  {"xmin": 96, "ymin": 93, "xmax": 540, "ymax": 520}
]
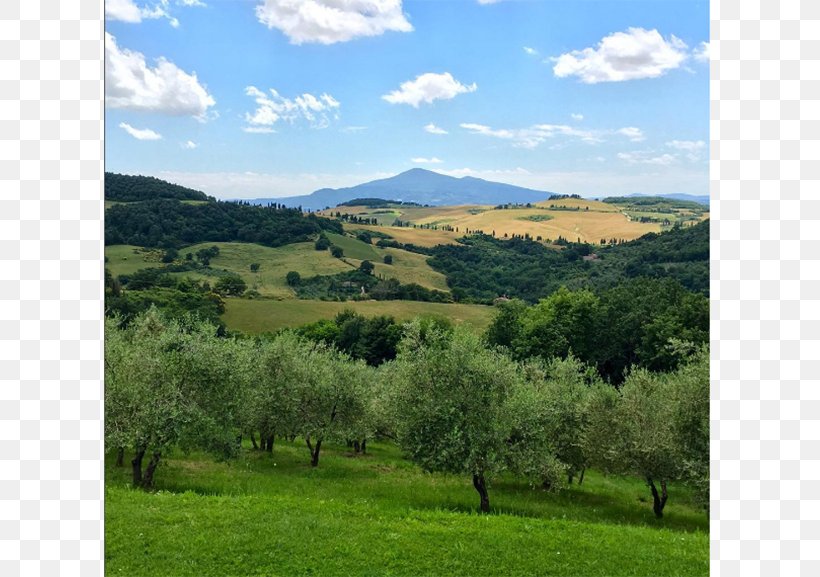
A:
[{"xmin": 322, "ymin": 196, "xmax": 708, "ymax": 244}]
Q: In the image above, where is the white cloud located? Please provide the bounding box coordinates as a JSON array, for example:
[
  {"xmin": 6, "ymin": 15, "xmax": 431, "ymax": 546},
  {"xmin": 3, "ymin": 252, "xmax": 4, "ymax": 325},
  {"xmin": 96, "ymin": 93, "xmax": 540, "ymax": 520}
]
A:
[
  {"xmin": 411, "ymin": 157, "xmax": 443, "ymax": 164},
  {"xmin": 182, "ymin": 140, "xmax": 198, "ymax": 149},
  {"xmin": 243, "ymin": 86, "xmax": 341, "ymax": 129},
  {"xmin": 460, "ymin": 122, "xmax": 604, "ymax": 149},
  {"xmin": 477, "ymin": 0, "xmax": 506, "ymax": 4},
  {"xmin": 424, "ymin": 123, "xmax": 448, "ymax": 135},
  {"xmin": 105, "ymin": 32, "xmax": 216, "ymax": 118},
  {"xmin": 666, "ymin": 140, "xmax": 705, "ymax": 152},
  {"xmin": 105, "ymin": 0, "xmax": 143, "ymax": 22},
  {"xmin": 552, "ymin": 27, "xmax": 689, "ymax": 83},
  {"xmin": 523, "ymin": 46, "xmax": 538, "ymax": 56},
  {"xmin": 382, "ymin": 72, "xmax": 477, "ymax": 108},
  {"xmin": 255, "ymin": 0, "xmax": 413, "ymax": 45},
  {"xmin": 119, "ymin": 122, "xmax": 162, "ymax": 140},
  {"xmin": 342, "ymin": 125, "xmax": 368, "ymax": 132},
  {"xmin": 693, "ymin": 41, "xmax": 710, "ymax": 62},
  {"xmin": 617, "ymin": 126, "xmax": 645, "ymax": 142},
  {"xmin": 243, "ymin": 126, "xmax": 277, "ymax": 134},
  {"xmin": 618, "ymin": 151, "xmax": 676, "ymax": 166},
  {"xmin": 571, "ymin": 113, "xmax": 584, "ymax": 121},
  {"xmin": 105, "ymin": 0, "xmax": 184, "ymax": 27}
]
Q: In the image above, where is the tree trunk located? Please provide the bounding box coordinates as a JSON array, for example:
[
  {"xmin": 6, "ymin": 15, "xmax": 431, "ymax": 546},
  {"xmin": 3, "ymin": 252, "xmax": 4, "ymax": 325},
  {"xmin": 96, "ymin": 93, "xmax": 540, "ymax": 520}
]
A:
[
  {"xmin": 648, "ymin": 478, "xmax": 668, "ymax": 518},
  {"xmin": 346, "ymin": 440, "xmax": 353, "ymax": 448},
  {"xmin": 361, "ymin": 439, "xmax": 367, "ymax": 454},
  {"xmin": 250, "ymin": 431, "xmax": 258, "ymax": 450},
  {"xmin": 141, "ymin": 451, "xmax": 161, "ymax": 489},
  {"xmin": 305, "ymin": 436, "xmax": 313, "ymax": 454},
  {"xmin": 131, "ymin": 448, "xmax": 146, "ymax": 487},
  {"xmin": 266, "ymin": 434, "xmax": 274, "ymax": 453},
  {"xmin": 353, "ymin": 440, "xmax": 360, "ymax": 453},
  {"xmin": 115, "ymin": 447, "xmax": 124, "ymax": 467},
  {"xmin": 578, "ymin": 467, "xmax": 586, "ymax": 486},
  {"xmin": 472, "ymin": 473, "xmax": 490, "ymax": 513},
  {"xmin": 311, "ymin": 438, "xmax": 323, "ymax": 467},
  {"xmin": 568, "ymin": 472, "xmax": 574, "ymax": 485}
]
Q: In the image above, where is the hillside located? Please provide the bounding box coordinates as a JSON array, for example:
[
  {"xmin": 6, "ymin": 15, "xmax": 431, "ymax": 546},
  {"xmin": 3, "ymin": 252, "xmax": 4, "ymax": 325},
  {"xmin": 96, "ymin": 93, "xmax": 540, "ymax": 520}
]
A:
[
  {"xmin": 248, "ymin": 168, "xmax": 555, "ymax": 210},
  {"xmin": 105, "ymin": 172, "xmax": 212, "ymax": 202}
]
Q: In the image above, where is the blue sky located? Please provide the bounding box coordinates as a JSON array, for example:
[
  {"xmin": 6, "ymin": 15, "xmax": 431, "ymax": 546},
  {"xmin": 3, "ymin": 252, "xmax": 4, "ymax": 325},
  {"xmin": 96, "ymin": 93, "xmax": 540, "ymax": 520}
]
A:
[{"xmin": 105, "ymin": 0, "xmax": 709, "ymax": 200}]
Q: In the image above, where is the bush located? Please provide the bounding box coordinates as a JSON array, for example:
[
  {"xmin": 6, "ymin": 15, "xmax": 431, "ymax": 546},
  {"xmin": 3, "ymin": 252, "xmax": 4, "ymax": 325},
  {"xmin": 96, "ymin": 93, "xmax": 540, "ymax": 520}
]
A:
[
  {"xmin": 330, "ymin": 246, "xmax": 344, "ymax": 258},
  {"xmin": 315, "ymin": 236, "xmax": 331, "ymax": 251},
  {"xmin": 286, "ymin": 271, "xmax": 301, "ymax": 286},
  {"xmin": 359, "ymin": 260, "xmax": 374, "ymax": 274},
  {"xmin": 214, "ymin": 274, "xmax": 247, "ymax": 296},
  {"xmin": 383, "ymin": 255, "xmax": 393, "ymax": 265}
]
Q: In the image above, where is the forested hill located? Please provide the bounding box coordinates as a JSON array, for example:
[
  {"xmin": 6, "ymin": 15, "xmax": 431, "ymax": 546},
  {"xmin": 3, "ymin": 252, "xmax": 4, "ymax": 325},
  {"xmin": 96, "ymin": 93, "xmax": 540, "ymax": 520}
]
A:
[
  {"xmin": 427, "ymin": 220, "xmax": 709, "ymax": 303},
  {"xmin": 105, "ymin": 199, "xmax": 343, "ymax": 248},
  {"xmin": 105, "ymin": 173, "xmax": 211, "ymax": 202}
]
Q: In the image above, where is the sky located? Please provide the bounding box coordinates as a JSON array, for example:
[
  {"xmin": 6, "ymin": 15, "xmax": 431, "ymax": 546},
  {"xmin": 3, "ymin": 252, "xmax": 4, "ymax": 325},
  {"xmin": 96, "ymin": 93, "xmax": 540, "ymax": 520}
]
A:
[{"xmin": 104, "ymin": 0, "xmax": 710, "ymax": 200}]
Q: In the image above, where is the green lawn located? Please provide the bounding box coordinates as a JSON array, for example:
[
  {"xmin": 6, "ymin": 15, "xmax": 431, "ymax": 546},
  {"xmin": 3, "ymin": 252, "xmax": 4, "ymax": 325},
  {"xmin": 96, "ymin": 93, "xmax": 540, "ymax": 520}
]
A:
[
  {"xmin": 222, "ymin": 298, "xmax": 495, "ymax": 333},
  {"xmin": 326, "ymin": 232, "xmax": 382, "ymax": 261},
  {"xmin": 105, "ymin": 245, "xmax": 165, "ymax": 277},
  {"xmin": 105, "ymin": 441, "xmax": 708, "ymax": 577}
]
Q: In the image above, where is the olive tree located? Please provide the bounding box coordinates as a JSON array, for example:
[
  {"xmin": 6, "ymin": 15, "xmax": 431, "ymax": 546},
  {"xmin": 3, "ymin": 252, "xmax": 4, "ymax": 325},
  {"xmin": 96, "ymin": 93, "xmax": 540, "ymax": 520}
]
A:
[
  {"xmin": 105, "ymin": 309, "xmax": 245, "ymax": 488},
  {"xmin": 505, "ymin": 356, "xmax": 599, "ymax": 490},
  {"xmin": 605, "ymin": 368, "xmax": 683, "ymax": 518},
  {"xmin": 388, "ymin": 322, "xmax": 520, "ymax": 512}
]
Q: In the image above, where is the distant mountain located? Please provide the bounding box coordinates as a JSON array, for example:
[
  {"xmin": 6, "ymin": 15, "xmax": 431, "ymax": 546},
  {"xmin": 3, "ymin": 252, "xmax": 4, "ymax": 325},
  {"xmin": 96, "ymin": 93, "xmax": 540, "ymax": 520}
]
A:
[
  {"xmin": 246, "ymin": 168, "xmax": 555, "ymax": 210},
  {"xmin": 625, "ymin": 193, "xmax": 709, "ymax": 207}
]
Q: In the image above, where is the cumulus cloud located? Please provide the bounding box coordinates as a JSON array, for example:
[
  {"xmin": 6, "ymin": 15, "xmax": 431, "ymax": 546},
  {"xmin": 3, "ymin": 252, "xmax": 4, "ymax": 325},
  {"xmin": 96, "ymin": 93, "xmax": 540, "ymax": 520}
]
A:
[
  {"xmin": 243, "ymin": 86, "xmax": 341, "ymax": 130},
  {"xmin": 617, "ymin": 127, "xmax": 645, "ymax": 142},
  {"xmin": 105, "ymin": 0, "xmax": 186, "ymax": 27},
  {"xmin": 182, "ymin": 140, "xmax": 198, "ymax": 149},
  {"xmin": 105, "ymin": 33, "xmax": 216, "ymax": 119},
  {"xmin": 618, "ymin": 151, "xmax": 676, "ymax": 166},
  {"xmin": 523, "ymin": 46, "xmax": 538, "ymax": 56},
  {"xmin": 411, "ymin": 157, "xmax": 443, "ymax": 164},
  {"xmin": 424, "ymin": 123, "xmax": 448, "ymax": 135},
  {"xmin": 119, "ymin": 122, "xmax": 162, "ymax": 140},
  {"xmin": 552, "ymin": 28, "xmax": 689, "ymax": 83},
  {"xmin": 693, "ymin": 41, "xmax": 710, "ymax": 62},
  {"xmin": 255, "ymin": 0, "xmax": 413, "ymax": 45},
  {"xmin": 382, "ymin": 72, "xmax": 477, "ymax": 107}
]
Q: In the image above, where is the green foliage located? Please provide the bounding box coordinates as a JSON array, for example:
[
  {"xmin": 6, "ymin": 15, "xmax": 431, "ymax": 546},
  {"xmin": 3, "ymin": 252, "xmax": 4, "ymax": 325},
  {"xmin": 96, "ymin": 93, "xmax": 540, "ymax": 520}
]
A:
[
  {"xmin": 359, "ymin": 260, "xmax": 374, "ymax": 274},
  {"xmin": 427, "ymin": 220, "xmax": 709, "ymax": 303},
  {"xmin": 105, "ymin": 172, "xmax": 211, "ymax": 202},
  {"xmin": 105, "ymin": 198, "xmax": 342, "ymax": 248},
  {"xmin": 250, "ymin": 262, "xmax": 260, "ymax": 273},
  {"xmin": 331, "ymin": 245, "xmax": 344, "ymax": 258},
  {"xmin": 104, "ymin": 310, "xmax": 247, "ymax": 486},
  {"xmin": 315, "ymin": 235, "xmax": 331, "ymax": 250},
  {"xmin": 383, "ymin": 254, "xmax": 393, "ymax": 265},
  {"xmin": 388, "ymin": 323, "xmax": 521, "ymax": 510},
  {"xmin": 295, "ymin": 270, "xmax": 452, "ymax": 303},
  {"xmin": 286, "ymin": 270, "xmax": 301, "ymax": 287},
  {"xmin": 213, "ymin": 273, "xmax": 247, "ymax": 296},
  {"xmin": 105, "ymin": 285, "xmax": 225, "ymax": 328}
]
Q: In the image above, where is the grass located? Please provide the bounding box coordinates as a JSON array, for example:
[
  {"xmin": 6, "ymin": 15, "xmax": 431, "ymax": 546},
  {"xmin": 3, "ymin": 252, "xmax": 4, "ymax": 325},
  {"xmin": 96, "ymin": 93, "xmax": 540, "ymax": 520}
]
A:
[
  {"xmin": 105, "ymin": 245, "xmax": 165, "ymax": 276},
  {"xmin": 345, "ymin": 223, "xmax": 461, "ymax": 247},
  {"xmin": 325, "ymin": 233, "xmax": 382, "ymax": 261},
  {"xmin": 105, "ymin": 441, "xmax": 708, "ymax": 577},
  {"xmin": 222, "ymin": 298, "xmax": 495, "ymax": 333}
]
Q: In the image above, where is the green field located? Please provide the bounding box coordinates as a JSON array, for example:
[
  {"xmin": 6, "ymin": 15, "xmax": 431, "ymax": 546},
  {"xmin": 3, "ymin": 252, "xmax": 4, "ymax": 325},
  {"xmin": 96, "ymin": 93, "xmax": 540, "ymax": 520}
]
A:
[
  {"xmin": 105, "ymin": 441, "xmax": 708, "ymax": 577},
  {"xmin": 107, "ymin": 239, "xmax": 449, "ymax": 296},
  {"xmin": 105, "ymin": 245, "xmax": 166, "ymax": 276},
  {"xmin": 222, "ymin": 298, "xmax": 494, "ymax": 333}
]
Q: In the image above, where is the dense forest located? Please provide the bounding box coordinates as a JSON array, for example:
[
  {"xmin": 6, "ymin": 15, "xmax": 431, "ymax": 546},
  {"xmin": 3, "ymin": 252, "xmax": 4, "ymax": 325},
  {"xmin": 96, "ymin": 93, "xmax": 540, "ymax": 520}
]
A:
[
  {"xmin": 602, "ymin": 195, "xmax": 706, "ymax": 211},
  {"xmin": 427, "ymin": 220, "xmax": 708, "ymax": 303},
  {"xmin": 105, "ymin": 173, "xmax": 212, "ymax": 202},
  {"xmin": 338, "ymin": 198, "xmax": 425, "ymax": 208},
  {"xmin": 105, "ymin": 198, "xmax": 343, "ymax": 248}
]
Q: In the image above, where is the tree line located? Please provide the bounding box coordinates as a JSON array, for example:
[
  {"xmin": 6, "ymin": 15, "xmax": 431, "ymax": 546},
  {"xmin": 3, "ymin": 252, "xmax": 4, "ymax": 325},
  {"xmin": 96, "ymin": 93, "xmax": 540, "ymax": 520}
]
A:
[{"xmin": 106, "ymin": 308, "xmax": 707, "ymax": 519}]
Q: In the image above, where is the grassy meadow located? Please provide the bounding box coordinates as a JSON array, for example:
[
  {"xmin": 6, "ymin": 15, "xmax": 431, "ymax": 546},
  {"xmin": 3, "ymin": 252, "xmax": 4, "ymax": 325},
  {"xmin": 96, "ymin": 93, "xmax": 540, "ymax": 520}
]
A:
[
  {"xmin": 221, "ymin": 298, "xmax": 495, "ymax": 333},
  {"xmin": 105, "ymin": 441, "xmax": 708, "ymax": 577}
]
